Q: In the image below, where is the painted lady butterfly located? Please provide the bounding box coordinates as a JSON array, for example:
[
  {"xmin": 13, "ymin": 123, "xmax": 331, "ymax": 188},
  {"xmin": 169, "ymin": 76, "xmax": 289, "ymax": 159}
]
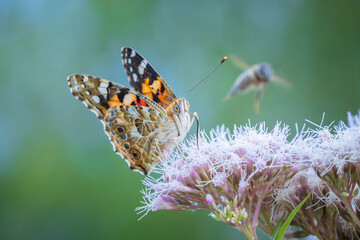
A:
[{"xmin": 68, "ymin": 47, "xmax": 192, "ymax": 175}]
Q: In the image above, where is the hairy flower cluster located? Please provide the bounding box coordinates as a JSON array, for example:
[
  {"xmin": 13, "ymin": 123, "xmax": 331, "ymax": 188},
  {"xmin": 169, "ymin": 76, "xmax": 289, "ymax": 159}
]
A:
[{"xmin": 138, "ymin": 112, "xmax": 360, "ymax": 240}]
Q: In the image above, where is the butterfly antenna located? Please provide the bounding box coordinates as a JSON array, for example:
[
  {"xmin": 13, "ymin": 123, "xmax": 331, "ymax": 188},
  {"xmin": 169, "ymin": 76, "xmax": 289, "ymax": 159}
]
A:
[
  {"xmin": 186, "ymin": 110, "xmax": 200, "ymax": 149},
  {"xmin": 183, "ymin": 56, "xmax": 227, "ymax": 98}
]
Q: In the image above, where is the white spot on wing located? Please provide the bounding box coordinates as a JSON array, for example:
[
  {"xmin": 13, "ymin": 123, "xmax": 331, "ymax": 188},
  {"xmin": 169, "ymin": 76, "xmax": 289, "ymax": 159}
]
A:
[
  {"xmin": 130, "ymin": 50, "xmax": 136, "ymax": 57},
  {"xmin": 139, "ymin": 60, "xmax": 147, "ymax": 75},
  {"xmin": 132, "ymin": 73, "xmax": 138, "ymax": 82},
  {"xmin": 88, "ymin": 81, "xmax": 94, "ymax": 88},
  {"xmin": 86, "ymin": 91, "xmax": 91, "ymax": 95},
  {"xmin": 70, "ymin": 76, "xmax": 80, "ymax": 92},
  {"xmin": 128, "ymin": 58, "xmax": 132, "ymax": 64},
  {"xmin": 99, "ymin": 82, "xmax": 108, "ymax": 88},
  {"xmin": 92, "ymin": 95, "xmax": 100, "ymax": 103},
  {"xmin": 124, "ymin": 94, "xmax": 132, "ymax": 104},
  {"xmin": 129, "ymin": 66, "xmax": 133, "ymax": 72},
  {"xmin": 73, "ymin": 85, "xmax": 80, "ymax": 92},
  {"xmin": 83, "ymin": 76, "xmax": 89, "ymax": 82},
  {"xmin": 123, "ymin": 93, "xmax": 133, "ymax": 104},
  {"xmin": 98, "ymin": 88, "xmax": 107, "ymax": 95}
]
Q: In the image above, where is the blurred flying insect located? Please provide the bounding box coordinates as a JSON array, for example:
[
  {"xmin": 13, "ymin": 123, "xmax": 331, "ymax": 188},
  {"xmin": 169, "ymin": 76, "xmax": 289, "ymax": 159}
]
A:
[{"xmin": 225, "ymin": 56, "xmax": 291, "ymax": 113}]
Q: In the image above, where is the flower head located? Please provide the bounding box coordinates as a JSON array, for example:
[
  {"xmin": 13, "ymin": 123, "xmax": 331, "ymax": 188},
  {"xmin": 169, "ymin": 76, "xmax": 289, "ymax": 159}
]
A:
[{"xmin": 138, "ymin": 111, "xmax": 360, "ymax": 239}]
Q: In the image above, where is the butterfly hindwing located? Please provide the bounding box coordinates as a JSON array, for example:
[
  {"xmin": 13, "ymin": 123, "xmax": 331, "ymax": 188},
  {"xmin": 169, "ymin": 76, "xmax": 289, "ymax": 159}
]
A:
[
  {"xmin": 121, "ymin": 47, "xmax": 177, "ymax": 110},
  {"xmin": 104, "ymin": 105, "xmax": 165, "ymax": 174}
]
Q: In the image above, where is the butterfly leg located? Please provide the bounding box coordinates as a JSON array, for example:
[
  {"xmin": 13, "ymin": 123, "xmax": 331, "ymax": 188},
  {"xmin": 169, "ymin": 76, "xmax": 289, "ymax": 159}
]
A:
[
  {"xmin": 184, "ymin": 111, "xmax": 200, "ymax": 150},
  {"xmin": 191, "ymin": 112, "xmax": 200, "ymax": 150},
  {"xmin": 189, "ymin": 112, "xmax": 198, "ymax": 127}
]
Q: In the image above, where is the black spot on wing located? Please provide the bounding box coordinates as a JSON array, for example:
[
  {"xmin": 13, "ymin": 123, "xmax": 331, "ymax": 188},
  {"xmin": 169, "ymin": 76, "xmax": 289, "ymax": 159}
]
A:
[
  {"xmin": 160, "ymin": 82, "xmax": 165, "ymax": 93},
  {"xmin": 144, "ymin": 66, "xmax": 159, "ymax": 83},
  {"xmin": 100, "ymin": 95, "xmax": 110, "ymax": 109},
  {"xmin": 152, "ymin": 93, "xmax": 160, "ymax": 103}
]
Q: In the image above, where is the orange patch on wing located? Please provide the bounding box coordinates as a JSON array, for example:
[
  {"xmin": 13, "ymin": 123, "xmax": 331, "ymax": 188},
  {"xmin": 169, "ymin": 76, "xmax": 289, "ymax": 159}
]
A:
[
  {"xmin": 144, "ymin": 93, "xmax": 153, "ymax": 99},
  {"xmin": 108, "ymin": 95, "xmax": 123, "ymax": 108},
  {"xmin": 102, "ymin": 108, "xmax": 107, "ymax": 115},
  {"xmin": 138, "ymin": 99, "xmax": 148, "ymax": 106},
  {"xmin": 140, "ymin": 78, "xmax": 157, "ymax": 101},
  {"xmin": 141, "ymin": 83, "xmax": 152, "ymax": 94},
  {"xmin": 158, "ymin": 89, "xmax": 168, "ymax": 101}
]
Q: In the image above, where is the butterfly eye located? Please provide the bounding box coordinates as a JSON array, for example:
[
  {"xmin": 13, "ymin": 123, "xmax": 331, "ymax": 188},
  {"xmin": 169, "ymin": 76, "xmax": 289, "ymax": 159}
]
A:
[
  {"xmin": 173, "ymin": 104, "xmax": 180, "ymax": 114},
  {"xmin": 132, "ymin": 149, "xmax": 140, "ymax": 159}
]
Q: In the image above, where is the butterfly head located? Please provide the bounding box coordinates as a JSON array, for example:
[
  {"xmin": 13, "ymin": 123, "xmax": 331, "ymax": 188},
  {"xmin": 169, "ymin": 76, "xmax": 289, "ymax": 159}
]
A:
[{"xmin": 171, "ymin": 98, "xmax": 191, "ymax": 140}]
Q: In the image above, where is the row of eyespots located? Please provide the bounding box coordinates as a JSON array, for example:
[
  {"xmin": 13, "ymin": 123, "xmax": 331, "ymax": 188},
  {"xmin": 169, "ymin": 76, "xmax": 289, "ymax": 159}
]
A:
[{"xmin": 116, "ymin": 126, "xmax": 140, "ymax": 159}]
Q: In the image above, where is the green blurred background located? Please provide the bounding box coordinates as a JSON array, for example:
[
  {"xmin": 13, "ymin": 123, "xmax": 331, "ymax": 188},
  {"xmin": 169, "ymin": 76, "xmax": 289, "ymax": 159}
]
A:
[{"xmin": 1, "ymin": 0, "xmax": 359, "ymax": 239}]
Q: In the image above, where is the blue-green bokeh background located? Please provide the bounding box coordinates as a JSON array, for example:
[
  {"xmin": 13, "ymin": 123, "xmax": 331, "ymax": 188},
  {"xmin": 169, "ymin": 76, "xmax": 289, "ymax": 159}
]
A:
[{"xmin": 1, "ymin": 0, "xmax": 359, "ymax": 239}]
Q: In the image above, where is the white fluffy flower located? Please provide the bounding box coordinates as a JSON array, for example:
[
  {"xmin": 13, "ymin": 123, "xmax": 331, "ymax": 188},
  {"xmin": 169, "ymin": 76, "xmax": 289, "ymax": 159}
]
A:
[{"xmin": 137, "ymin": 111, "xmax": 360, "ymax": 239}]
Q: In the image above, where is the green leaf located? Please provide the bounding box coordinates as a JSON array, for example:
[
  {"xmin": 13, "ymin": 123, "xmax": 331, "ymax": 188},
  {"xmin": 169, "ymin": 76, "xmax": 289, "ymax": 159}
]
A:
[
  {"xmin": 271, "ymin": 212, "xmax": 286, "ymax": 240},
  {"xmin": 341, "ymin": 192, "xmax": 349, "ymax": 197},
  {"xmin": 276, "ymin": 193, "xmax": 311, "ymax": 240}
]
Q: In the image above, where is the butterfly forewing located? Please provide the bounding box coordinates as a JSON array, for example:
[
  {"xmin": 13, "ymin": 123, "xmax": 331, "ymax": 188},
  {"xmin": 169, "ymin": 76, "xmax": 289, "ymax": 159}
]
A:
[
  {"xmin": 121, "ymin": 47, "xmax": 177, "ymax": 110},
  {"xmin": 68, "ymin": 74, "xmax": 167, "ymax": 118}
]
